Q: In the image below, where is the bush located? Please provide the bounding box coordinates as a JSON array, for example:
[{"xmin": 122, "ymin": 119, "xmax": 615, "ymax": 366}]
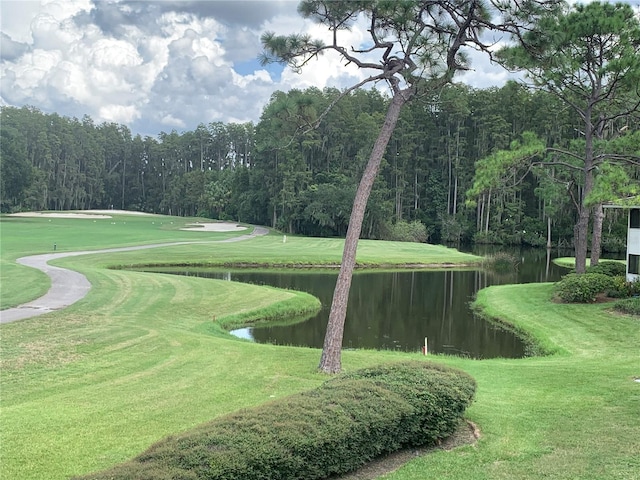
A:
[
  {"xmin": 586, "ymin": 261, "xmax": 626, "ymax": 277},
  {"xmin": 605, "ymin": 276, "xmax": 631, "ymax": 298},
  {"xmin": 554, "ymin": 273, "xmax": 617, "ymax": 303},
  {"xmin": 482, "ymin": 252, "xmax": 519, "ymax": 274},
  {"xmin": 613, "ymin": 297, "xmax": 640, "ymax": 316},
  {"xmin": 75, "ymin": 362, "xmax": 476, "ymax": 480},
  {"xmin": 521, "ymin": 231, "xmax": 547, "ymax": 248},
  {"xmin": 385, "ymin": 220, "xmax": 429, "ymax": 243},
  {"xmin": 606, "ymin": 277, "xmax": 640, "ymax": 298},
  {"xmin": 337, "ymin": 361, "xmax": 477, "ymax": 447}
]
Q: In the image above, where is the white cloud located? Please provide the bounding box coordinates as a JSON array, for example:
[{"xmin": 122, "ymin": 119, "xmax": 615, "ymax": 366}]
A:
[
  {"xmin": 100, "ymin": 103, "xmax": 140, "ymax": 124},
  {"xmin": 90, "ymin": 38, "xmax": 142, "ymax": 68},
  {"xmin": 231, "ymin": 68, "xmax": 272, "ymax": 88},
  {"xmin": 0, "ymin": 1, "xmax": 520, "ymax": 136},
  {"xmin": 160, "ymin": 112, "xmax": 186, "ymax": 129},
  {"xmin": 12, "ymin": 49, "xmax": 62, "ymax": 90}
]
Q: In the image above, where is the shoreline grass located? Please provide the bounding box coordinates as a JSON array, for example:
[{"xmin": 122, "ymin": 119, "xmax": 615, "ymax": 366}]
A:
[
  {"xmin": 1, "ymin": 213, "xmax": 639, "ymax": 480},
  {"xmin": 553, "ymin": 256, "xmax": 626, "ymax": 270},
  {"xmin": 0, "ymin": 213, "xmax": 480, "ymax": 309},
  {"xmin": 387, "ymin": 284, "xmax": 640, "ymax": 480}
]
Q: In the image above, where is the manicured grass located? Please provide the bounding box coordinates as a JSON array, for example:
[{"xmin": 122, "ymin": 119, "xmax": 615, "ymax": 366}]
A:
[
  {"xmin": 0, "ymin": 212, "xmax": 479, "ymax": 309},
  {"xmin": 1, "ymin": 266, "xmax": 323, "ymax": 480},
  {"xmin": 554, "ymin": 256, "xmax": 626, "ymax": 270},
  {"xmin": 0, "ymin": 213, "xmax": 245, "ymax": 309},
  {"xmin": 387, "ymin": 284, "xmax": 640, "ymax": 480},
  {"xmin": 1, "ymin": 213, "xmax": 639, "ymax": 480}
]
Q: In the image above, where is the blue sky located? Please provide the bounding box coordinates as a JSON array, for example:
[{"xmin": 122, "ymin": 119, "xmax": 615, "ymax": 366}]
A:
[{"xmin": 3, "ymin": 1, "xmax": 635, "ymax": 137}]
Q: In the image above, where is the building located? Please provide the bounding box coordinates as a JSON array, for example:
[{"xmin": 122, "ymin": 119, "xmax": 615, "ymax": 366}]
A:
[{"xmin": 628, "ymin": 208, "xmax": 640, "ymax": 282}]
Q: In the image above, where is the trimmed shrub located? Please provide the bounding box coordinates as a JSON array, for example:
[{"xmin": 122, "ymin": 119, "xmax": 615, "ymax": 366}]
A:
[
  {"xmin": 613, "ymin": 297, "xmax": 640, "ymax": 316},
  {"xmin": 386, "ymin": 220, "xmax": 429, "ymax": 243},
  {"xmin": 75, "ymin": 361, "xmax": 476, "ymax": 480},
  {"xmin": 606, "ymin": 277, "xmax": 640, "ymax": 298},
  {"xmin": 586, "ymin": 261, "xmax": 626, "ymax": 277},
  {"xmin": 605, "ymin": 276, "xmax": 631, "ymax": 298},
  {"xmin": 336, "ymin": 361, "xmax": 477, "ymax": 447},
  {"xmin": 554, "ymin": 273, "xmax": 617, "ymax": 303}
]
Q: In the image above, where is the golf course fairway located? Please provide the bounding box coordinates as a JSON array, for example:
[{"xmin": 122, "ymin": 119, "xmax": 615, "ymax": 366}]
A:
[{"xmin": 1, "ymin": 212, "xmax": 638, "ymax": 480}]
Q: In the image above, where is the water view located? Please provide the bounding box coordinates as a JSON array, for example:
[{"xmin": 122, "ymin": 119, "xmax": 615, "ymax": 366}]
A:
[{"xmin": 149, "ymin": 247, "xmax": 588, "ymax": 359}]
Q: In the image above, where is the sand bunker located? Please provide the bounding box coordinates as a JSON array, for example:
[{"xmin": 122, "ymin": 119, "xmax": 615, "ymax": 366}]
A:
[
  {"xmin": 80, "ymin": 209, "xmax": 154, "ymax": 216},
  {"xmin": 9, "ymin": 212, "xmax": 112, "ymax": 219},
  {"xmin": 9, "ymin": 210, "xmax": 155, "ymax": 219},
  {"xmin": 181, "ymin": 222, "xmax": 248, "ymax": 232},
  {"xmin": 8, "ymin": 211, "xmax": 246, "ymax": 232}
]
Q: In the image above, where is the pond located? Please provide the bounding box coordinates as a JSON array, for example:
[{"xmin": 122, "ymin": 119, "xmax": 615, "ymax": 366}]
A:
[{"xmin": 148, "ymin": 247, "xmax": 581, "ymax": 359}]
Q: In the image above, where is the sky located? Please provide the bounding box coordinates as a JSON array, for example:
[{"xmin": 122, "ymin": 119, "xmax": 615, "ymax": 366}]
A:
[{"xmin": 1, "ymin": 1, "xmax": 637, "ymax": 137}]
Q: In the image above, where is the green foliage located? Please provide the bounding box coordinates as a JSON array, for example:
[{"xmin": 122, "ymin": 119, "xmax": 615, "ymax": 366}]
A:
[
  {"xmin": 466, "ymin": 132, "xmax": 545, "ymax": 206},
  {"xmin": 554, "ymin": 273, "xmax": 617, "ymax": 303},
  {"xmin": 2, "ymin": 74, "xmax": 633, "ymax": 247},
  {"xmin": 612, "ymin": 296, "xmax": 640, "ymax": 316},
  {"xmin": 586, "ymin": 161, "xmax": 640, "ymax": 207},
  {"xmin": 337, "ymin": 362, "xmax": 477, "ymax": 447},
  {"xmin": 75, "ymin": 361, "xmax": 475, "ymax": 480},
  {"xmin": 604, "ymin": 277, "xmax": 640, "ymax": 299},
  {"xmin": 438, "ymin": 213, "xmax": 466, "ymax": 243},
  {"xmin": 473, "ymin": 230, "xmax": 504, "ymax": 245},
  {"xmin": 383, "ymin": 220, "xmax": 429, "ymax": 243},
  {"xmin": 601, "ymin": 235, "xmax": 627, "ymax": 253},
  {"xmin": 0, "ymin": 124, "xmax": 32, "ymax": 212},
  {"xmin": 586, "ymin": 261, "xmax": 627, "ymax": 277},
  {"xmin": 496, "ymin": 1, "xmax": 640, "ymax": 272},
  {"xmin": 498, "ymin": 2, "xmax": 640, "ymax": 91},
  {"xmin": 482, "ymin": 252, "xmax": 519, "ymax": 273}
]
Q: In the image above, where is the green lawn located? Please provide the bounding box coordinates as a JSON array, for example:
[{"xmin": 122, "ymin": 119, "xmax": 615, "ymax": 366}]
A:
[
  {"xmin": 0, "ymin": 212, "xmax": 479, "ymax": 309},
  {"xmin": 553, "ymin": 256, "xmax": 626, "ymax": 270},
  {"xmin": 394, "ymin": 284, "xmax": 640, "ymax": 480},
  {"xmin": 1, "ymin": 213, "xmax": 638, "ymax": 480}
]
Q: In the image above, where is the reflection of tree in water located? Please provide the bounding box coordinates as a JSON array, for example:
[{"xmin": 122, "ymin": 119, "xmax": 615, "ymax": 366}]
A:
[{"xmin": 152, "ymin": 247, "xmax": 615, "ymax": 358}]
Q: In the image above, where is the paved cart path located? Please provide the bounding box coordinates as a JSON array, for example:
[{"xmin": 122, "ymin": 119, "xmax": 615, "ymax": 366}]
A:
[{"xmin": 0, "ymin": 226, "xmax": 268, "ymax": 324}]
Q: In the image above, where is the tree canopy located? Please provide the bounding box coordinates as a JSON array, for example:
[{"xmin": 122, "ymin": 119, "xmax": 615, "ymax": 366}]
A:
[
  {"xmin": 260, "ymin": 0, "xmax": 563, "ymax": 373},
  {"xmin": 495, "ymin": 1, "xmax": 640, "ymax": 272}
]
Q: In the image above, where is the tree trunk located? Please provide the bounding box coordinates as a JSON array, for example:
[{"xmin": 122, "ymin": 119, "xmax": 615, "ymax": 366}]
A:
[
  {"xmin": 590, "ymin": 203, "xmax": 604, "ymax": 267},
  {"xmin": 447, "ymin": 125, "xmax": 452, "ymax": 215},
  {"xmin": 485, "ymin": 189, "xmax": 492, "ymax": 234},
  {"xmin": 575, "ymin": 110, "xmax": 595, "ymax": 274},
  {"xmin": 574, "ymin": 206, "xmax": 590, "ymax": 273},
  {"xmin": 453, "ymin": 174, "xmax": 458, "ymax": 217},
  {"xmin": 318, "ymin": 90, "xmax": 409, "ymax": 374},
  {"xmin": 413, "ymin": 169, "xmax": 419, "ymax": 213}
]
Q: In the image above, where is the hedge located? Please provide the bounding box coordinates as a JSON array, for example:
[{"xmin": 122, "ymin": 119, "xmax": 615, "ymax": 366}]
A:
[
  {"xmin": 613, "ymin": 297, "xmax": 640, "ymax": 316},
  {"xmin": 75, "ymin": 361, "xmax": 476, "ymax": 480},
  {"xmin": 554, "ymin": 273, "xmax": 616, "ymax": 303},
  {"xmin": 586, "ymin": 261, "xmax": 626, "ymax": 277}
]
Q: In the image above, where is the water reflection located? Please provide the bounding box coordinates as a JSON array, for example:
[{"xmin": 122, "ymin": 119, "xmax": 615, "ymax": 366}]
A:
[{"xmin": 151, "ymin": 247, "xmax": 581, "ymax": 359}]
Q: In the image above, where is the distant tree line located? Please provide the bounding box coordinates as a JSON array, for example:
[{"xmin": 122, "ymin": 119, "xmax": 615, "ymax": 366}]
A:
[{"xmin": 1, "ymin": 81, "xmax": 637, "ymax": 249}]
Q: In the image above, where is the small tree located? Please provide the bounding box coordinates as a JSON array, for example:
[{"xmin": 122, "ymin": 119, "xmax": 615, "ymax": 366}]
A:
[{"xmin": 261, "ymin": 0, "xmax": 559, "ymax": 373}]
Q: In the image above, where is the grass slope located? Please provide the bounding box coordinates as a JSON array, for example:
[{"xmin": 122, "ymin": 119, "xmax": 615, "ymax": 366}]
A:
[
  {"xmin": 1, "ymin": 213, "xmax": 638, "ymax": 479},
  {"xmin": 0, "ymin": 213, "xmax": 479, "ymax": 309},
  {"xmin": 388, "ymin": 284, "xmax": 640, "ymax": 480}
]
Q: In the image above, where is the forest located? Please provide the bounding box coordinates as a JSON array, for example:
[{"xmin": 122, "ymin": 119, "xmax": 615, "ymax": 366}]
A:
[
  {"xmin": 1, "ymin": 80, "xmax": 637, "ymax": 250},
  {"xmin": 2, "ymin": 1, "xmax": 640, "ymax": 260}
]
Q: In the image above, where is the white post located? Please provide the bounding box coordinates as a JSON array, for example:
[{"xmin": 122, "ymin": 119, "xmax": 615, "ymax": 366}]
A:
[{"xmin": 423, "ymin": 337, "xmax": 428, "ymax": 355}]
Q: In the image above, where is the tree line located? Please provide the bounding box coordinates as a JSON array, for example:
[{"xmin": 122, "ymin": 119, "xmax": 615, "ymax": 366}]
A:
[{"xmin": 1, "ymin": 81, "xmax": 637, "ymax": 249}]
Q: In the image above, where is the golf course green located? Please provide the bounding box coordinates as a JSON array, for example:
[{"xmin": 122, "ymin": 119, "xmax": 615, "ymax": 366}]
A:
[{"xmin": 1, "ymin": 211, "xmax": 638, "ymax": 480}]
